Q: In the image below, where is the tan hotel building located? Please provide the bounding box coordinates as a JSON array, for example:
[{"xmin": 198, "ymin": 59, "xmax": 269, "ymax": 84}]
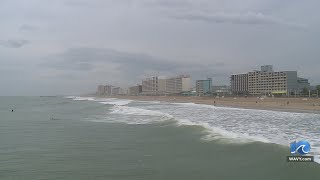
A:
[
  {"xmin": 141, "ymin": 75, "xmax": 191, "ymax": 95},
  {"xmin": 231, "ymin": 65, "xmax": 310, "ymax": 95}
]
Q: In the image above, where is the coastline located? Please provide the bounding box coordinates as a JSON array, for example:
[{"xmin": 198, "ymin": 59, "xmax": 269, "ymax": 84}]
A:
[{"xmin": 100, "ymin": 95, "xmax": 320, "ymax": 114}]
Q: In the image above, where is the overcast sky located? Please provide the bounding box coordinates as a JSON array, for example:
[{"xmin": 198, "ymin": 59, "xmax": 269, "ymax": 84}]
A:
[{"xmin": 1, "ymin": 0, "xmax": 320, "ymax": 95}]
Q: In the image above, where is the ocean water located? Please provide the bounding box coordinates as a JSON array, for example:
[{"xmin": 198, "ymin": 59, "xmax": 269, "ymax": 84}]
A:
[{"xmin": 0, "ymin": 96, "xmax": 320, "ymax": 180}]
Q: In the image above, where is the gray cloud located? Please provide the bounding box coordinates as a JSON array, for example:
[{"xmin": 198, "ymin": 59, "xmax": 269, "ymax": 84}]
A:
[
  {"xmin": 172, "ymin": 12, "xmax": 306, "ymax": 27},
  {"xmin": 41, "ymin": 47, "xmax": 228, "ymax": 85},
  {"xmin": 143, "ymin": 0, "xmax": 193, "ymax": 8},
  {"xmin": 0, "ymin": 39, "xmax": 29, "ymax": 48},
  {"xmin": 0, "ymin": 0, "xmax": 319, "ymax": 95},
  {"xmin": 19, "ymin": 24, "xmax": 36, "ymax": 31},
  {"xmin": 43, "ymin": 48, "xmax": 178, "ymax": 71}
]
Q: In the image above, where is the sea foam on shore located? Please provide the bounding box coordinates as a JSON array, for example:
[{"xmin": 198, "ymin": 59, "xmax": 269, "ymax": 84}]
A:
[{"xmin": 70, "ymin": 97, "xmax": 320, "ymax": 163}]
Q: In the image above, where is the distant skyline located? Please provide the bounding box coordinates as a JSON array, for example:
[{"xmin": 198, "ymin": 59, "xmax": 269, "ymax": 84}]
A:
[{"xmin": 1, "ymin": 0, "xmax": 320, "ymax": 96}]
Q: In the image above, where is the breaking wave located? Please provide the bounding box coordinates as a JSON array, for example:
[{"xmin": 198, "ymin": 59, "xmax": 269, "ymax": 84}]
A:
[{"xmin": 69, "ymin": 97, "xmax": 320, "ymax": 163}]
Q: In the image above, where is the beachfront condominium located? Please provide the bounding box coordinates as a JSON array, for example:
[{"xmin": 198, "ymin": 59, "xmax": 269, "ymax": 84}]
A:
[
  {"xmin": 141, "ymin": 75, "xmax": 192, "ymax": 95},
  {"xmin": 230, "ymin": 74, "xmax": 248, "ymax": 95},
  {"xmin": 97, "ymin": 85, "xmax": 106, "ymax": 95},
  {"xmin": 142, "ymin": 77, "xmax": 158, "ymax": 95},
  {"xmin": 97, "ymin": 85, "xmax": 112, "ymax": 95},
  {"xmin": 165, "ymin": 75, "xmax": 192, "ymax": 94},
  {"xmin": 196, "ymin": 78, "xmax": 213, "ymax": 96},
  {"xmin": 111, "ymin": 87, "xmax": 120, "ymax": 96},
  {"xmin": 97, "ymin": 85, "xmax": 120, "ymax": 96},
  {"xmin": 128, "ymin": 85, "xmax": 142, "ymax": 96},
  {"xmin": 141, "ymin": 77, "xmax": 166, "ymax": 95},
  {"xmin": 230, "ymin": 65, "xmax": 310, "ymax": 96}
]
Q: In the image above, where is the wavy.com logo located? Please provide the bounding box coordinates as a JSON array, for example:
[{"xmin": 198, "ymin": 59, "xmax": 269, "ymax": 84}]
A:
[
  {"xmin": 290, "ymin": 140, "xmax": 311, "ymax": 155},
  {"xmin": 287, "ymin": 140, "xmax": 314, "ymax": 162}
]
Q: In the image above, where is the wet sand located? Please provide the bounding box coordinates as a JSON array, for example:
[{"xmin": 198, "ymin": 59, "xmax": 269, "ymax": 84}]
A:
[{"xmin": 112, "ymin": 96, "xmax": 320, "ymax": 114}]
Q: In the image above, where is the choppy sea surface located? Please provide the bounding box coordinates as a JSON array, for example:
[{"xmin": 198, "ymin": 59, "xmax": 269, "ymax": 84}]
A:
[{"xmin": 1, "ymin": 96, "xmax": 319, "ymax": 180}]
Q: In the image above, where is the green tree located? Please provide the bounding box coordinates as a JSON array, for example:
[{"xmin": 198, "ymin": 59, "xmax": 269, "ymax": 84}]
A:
[{"xmin": 317, "ymin": 85, "xmax": 320, "ymax": 92}]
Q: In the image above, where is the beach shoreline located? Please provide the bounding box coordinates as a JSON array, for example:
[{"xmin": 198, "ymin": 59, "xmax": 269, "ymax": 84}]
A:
[{"xmin": 98, "ymin": 95, "xmax": 320, "ymax": 114}]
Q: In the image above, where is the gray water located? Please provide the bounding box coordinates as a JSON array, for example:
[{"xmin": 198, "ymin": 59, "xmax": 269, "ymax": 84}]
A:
[{"xmin": 0, "ymin": 96, "xmax": 319, "ymax": 180}]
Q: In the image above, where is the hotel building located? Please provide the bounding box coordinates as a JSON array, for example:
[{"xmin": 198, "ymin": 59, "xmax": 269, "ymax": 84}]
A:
[
  {"xmin": 141, "ymin": 77, "xmax": 166, "ymax": 95},
  {"xmin": 231, "ymin": 65, "xmax": 310, "ymax": 95},
  {"xmin": 196, "ymin": 78, "xmax": 213, "ymax": 95},
  {"xmin": 165, "ymin": 75, "xmax": 191, "ymax": 94},
  {"xmin": 97, "ymin": 85, "xmax": 112, "ymax": 95},
  {"xmin": 141, "ymin": 75, "xmax": 192, "ymax": 95},
  {"xmin": 128, "ymin": 85, "xmax": 142, "ymax": 96}
]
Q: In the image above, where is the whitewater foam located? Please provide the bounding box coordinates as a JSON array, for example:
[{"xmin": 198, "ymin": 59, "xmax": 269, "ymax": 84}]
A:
[
  {"xmin": 133, "ymin": 100, "xmax": 161, "ymax": 104},
  {"xmin": 163, "ymin": 102, "xmax": 320, "ymax": 163},
  {"xmin": 72, "ymin": 96, "xmax": 95, "ymax": 101},
  {"xmin": 110, "ymin": 106, "xmax": 173, "ymax": 118},
  {"xmin": 68, "ymin": 96, "xmax": 133, "ymax": 106},
  {"xmin": 64, "ymin": 96, "xmax": 77, "ymax": 99},
  {"xmin": 72, "ymin": 97, "xmax": 320, "ymax": 163},
  {"xmin": 84, "ymin": 104, "xmax": 172, "ymax": 124},
  {"xmin": 98, "ymin": 99, "xmax": 133, "ymax": 106},
  {"xmin": 175, "ymin": 118, "xmax": 270, "ymax": 144}
]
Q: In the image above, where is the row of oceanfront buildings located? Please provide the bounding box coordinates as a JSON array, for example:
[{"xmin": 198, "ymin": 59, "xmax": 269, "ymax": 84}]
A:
[{"xmin": 97, "ymin": 65, "xmax": 312, "ymax": 97}]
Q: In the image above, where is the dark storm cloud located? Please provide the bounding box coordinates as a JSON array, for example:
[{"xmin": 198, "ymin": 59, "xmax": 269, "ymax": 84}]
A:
[{"xmin": 0, "ymin": 40, "xmax": 29, "ymax": 48}]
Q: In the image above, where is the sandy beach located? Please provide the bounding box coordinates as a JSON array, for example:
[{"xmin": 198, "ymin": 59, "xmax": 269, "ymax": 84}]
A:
[{"xmin": 111, "ymin": 95, "xmax": 320, "ymax": 114}]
